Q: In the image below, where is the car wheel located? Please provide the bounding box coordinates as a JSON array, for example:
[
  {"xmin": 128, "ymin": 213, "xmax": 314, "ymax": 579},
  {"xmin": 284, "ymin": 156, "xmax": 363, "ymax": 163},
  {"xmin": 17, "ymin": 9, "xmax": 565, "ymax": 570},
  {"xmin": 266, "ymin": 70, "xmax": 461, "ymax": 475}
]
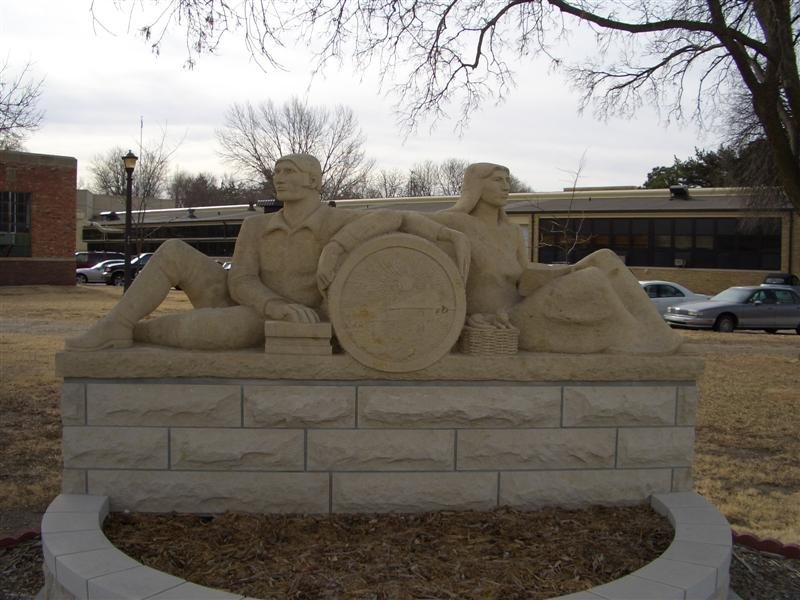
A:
[
  {"xmin": 76, "ymin": 274, "xmax": 88, "ymax": 284},
  {"xmin": 713, "ymin": 314, "xmax": 736, "ymax": 333},
  {"xmin": 764, "ymin": 329, "xmax": 778, "ymax": 334},
  {"xmin": 112, "ymin": 272, "xmax": 125, "ymax": 286}
]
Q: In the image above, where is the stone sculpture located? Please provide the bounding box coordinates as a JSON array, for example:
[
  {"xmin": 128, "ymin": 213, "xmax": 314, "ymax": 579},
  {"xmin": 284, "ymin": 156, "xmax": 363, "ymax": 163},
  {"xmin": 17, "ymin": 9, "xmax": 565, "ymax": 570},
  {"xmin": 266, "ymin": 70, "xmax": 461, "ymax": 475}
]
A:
[
  {"xmin": 433, "ymin": 163, "xmax": 681, "ymax": 354},
  {"xmin": 66, "ymin": 154, "xmax": 469, "ymax": 353},
  {"xmin": 67, "ymin": 153, "xmax": 680, "ymax": 365},
  {"xmin": 55, "ymin": 154, "xmax": 700, "ymax": 526}
]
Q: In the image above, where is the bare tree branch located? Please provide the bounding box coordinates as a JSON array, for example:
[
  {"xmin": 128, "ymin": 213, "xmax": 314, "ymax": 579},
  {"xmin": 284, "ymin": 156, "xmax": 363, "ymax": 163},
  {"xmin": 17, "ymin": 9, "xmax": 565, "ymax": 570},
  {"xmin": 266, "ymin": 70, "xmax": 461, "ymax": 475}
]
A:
[
  {"xmin": 0, "ymin": 58, "xmax": 45, "ymax": 150},
  {"xmin": 216, "ymin": 96, "xmax": 374, "ymax": 200},
  {"xmin": 98, "ymin": 1, "xmax": 800, "ymax": 211}
]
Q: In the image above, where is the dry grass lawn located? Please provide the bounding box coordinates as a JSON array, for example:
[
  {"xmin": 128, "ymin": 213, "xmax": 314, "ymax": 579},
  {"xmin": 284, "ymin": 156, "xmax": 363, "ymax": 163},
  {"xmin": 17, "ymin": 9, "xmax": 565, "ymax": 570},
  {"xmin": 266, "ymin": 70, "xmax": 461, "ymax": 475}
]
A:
[
  {"xmin": 1, "ymin": 285, "xmax": 798, "ymax": 543},
  {"xmin": 0, "ymin": 285, "xmax": 190, "ymax": 534}
]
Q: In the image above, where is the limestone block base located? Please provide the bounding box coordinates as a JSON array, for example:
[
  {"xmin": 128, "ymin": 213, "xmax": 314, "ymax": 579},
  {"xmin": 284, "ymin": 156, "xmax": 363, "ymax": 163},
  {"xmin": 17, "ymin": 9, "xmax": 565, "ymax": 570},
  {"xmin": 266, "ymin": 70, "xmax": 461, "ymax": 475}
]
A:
[{"xmin": 57, "ymin": 347, "xmax": 701, "ymax": 514}]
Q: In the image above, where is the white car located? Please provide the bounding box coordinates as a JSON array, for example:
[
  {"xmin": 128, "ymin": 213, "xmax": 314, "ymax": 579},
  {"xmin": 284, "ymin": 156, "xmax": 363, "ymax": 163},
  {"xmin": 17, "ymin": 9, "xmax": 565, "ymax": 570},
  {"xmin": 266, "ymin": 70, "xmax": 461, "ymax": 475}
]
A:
[
  {"xmin": 76, "ymin": 259, "xmax": 124, "ymax": 284},
  {"xmin": 639, "ymin": 280, "xmax": 710, "ymax": 316}
]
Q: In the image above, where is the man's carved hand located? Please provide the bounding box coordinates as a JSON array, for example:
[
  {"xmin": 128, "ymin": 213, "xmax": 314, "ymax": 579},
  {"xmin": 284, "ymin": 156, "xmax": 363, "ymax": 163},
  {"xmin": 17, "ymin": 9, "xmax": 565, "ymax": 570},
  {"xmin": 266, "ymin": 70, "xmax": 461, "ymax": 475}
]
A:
[
  {"xmin": 264, "ymin": 300, "xmax": 320, "ymax": 323},
  {"xmin": 317, "ymin": 241, "xmax": 344, "ymax": 292}
]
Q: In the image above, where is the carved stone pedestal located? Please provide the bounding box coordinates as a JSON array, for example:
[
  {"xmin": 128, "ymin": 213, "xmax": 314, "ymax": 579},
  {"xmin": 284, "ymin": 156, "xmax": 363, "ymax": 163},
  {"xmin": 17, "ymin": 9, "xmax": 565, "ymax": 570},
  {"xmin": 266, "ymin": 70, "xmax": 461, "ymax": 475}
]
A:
[{"xmin": 56, "ymin": 347, "xmax": 702, "ymax": 514}]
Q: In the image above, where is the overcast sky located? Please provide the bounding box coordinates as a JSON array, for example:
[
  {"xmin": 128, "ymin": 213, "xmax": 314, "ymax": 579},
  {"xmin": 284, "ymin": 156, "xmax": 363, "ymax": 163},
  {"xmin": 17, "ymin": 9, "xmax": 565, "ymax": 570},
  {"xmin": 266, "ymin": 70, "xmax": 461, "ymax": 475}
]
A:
[{"xmin": 2, "ymin": 1, "xmax": 723, "ymax": 193}]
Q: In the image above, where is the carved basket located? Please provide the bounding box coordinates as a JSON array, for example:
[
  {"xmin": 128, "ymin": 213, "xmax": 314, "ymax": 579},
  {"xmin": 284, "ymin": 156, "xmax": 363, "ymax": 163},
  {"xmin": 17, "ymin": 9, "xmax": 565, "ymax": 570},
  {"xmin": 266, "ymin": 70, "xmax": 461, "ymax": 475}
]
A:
[{"xmin": 459, "ymin": 325, "xmax": 519, "ymax": 355}]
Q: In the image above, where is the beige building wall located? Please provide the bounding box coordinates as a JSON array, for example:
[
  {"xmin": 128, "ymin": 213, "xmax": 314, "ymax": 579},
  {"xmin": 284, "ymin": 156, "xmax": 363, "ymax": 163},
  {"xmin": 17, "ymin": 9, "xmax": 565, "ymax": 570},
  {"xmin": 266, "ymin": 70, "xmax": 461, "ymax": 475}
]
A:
[
  {"xmin": 530, "ymin": 211, "xmax": 798, "ymax": 292},
  {"xmin": 75, "ymin": 190, "xmax": 175, "ymax": 251},
  {"xmin": 628, "ymin": 267, "xmax": 770, "ymax": 295}
]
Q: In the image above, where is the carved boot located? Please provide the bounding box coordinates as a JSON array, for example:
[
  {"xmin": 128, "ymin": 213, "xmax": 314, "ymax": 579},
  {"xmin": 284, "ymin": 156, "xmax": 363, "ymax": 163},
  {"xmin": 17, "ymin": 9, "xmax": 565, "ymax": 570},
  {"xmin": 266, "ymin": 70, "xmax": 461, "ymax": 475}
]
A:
[
  {"xmin": 65, "ymin": 264, "xmax": 174, "ymax": 351},
  {"xmin": 64, "ymin": 314, "xmax": 136, "ymax": 351}
]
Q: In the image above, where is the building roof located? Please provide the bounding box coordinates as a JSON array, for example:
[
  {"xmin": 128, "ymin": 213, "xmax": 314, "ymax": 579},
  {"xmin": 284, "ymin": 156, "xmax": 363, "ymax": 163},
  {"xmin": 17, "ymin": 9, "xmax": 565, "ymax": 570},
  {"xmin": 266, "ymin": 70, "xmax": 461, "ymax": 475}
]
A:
[
  {"xmin": 0, "ymin": 149, "xmax": 77, "ymax": 168},
  {"xmin": 84, "ymin": 187, "xmax": 793, "ymax": 228},
  {"xmin": 505, "ymin": 189, "xmax": 793, "ymax": 214}
]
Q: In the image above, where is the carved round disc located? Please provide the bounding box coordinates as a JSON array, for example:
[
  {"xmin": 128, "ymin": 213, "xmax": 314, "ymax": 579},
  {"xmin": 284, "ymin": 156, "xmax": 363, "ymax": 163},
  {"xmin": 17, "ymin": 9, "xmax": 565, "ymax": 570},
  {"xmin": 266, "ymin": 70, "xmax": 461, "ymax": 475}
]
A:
[{"xmin": 328, "ymin": 233, "xmax": 466, "ymax": 372}]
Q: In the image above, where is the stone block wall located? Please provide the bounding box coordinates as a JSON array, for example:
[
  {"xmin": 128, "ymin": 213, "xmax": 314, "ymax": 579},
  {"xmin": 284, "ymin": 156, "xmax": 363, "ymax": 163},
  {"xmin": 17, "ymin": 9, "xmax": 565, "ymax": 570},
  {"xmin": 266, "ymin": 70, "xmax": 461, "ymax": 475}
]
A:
[{"xmin": 61, "ymin": 380, "xmax": 697, "ymax": 514}]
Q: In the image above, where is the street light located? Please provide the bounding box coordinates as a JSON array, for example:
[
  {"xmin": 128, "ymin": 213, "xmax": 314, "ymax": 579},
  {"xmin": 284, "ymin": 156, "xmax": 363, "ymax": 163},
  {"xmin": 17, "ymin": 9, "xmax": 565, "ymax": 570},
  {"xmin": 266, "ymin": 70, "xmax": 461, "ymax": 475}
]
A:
[{"xmin": 121, "ymin": 150, "xmax": 138, "ymax": 291}]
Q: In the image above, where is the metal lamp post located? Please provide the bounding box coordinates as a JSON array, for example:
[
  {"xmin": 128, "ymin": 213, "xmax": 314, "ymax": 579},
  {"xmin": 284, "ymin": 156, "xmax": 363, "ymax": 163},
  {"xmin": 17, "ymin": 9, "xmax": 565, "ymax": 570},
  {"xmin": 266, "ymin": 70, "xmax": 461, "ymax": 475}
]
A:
[{"xmin": 121, "ymin": 150, "xmax": 138, "ymax": 291}]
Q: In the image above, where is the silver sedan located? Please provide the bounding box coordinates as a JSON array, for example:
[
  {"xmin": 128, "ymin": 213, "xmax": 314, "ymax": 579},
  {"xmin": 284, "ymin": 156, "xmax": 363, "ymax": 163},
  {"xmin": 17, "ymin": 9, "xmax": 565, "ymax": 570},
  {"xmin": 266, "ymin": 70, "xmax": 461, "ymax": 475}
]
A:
[
  {"xmin": 76, "ymin": 259, "xmax": 124, "ymax": 284},
  {"xmin": 664, "ymin": 285, "xmax": 800, "ymax": 334},
  {"xmin": 639, "ymin": 280, "xmax": 710, "ymax": 316}
]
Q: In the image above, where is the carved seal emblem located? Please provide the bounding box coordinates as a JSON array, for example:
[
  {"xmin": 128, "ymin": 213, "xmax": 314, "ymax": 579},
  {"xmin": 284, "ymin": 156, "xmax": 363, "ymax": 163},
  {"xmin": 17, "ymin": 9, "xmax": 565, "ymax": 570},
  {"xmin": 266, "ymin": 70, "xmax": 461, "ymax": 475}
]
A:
[{"xmin": 328, "ymin": 233, "xmax": 467, "ymax": 372}]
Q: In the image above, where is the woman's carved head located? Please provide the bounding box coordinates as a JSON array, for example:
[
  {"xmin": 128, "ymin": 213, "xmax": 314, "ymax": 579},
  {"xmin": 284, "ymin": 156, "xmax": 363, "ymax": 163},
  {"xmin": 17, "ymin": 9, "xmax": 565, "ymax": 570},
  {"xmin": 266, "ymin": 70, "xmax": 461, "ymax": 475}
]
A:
[{"xmin": 450, "ymin": 162, "xmax": 511, "ymax": 214}]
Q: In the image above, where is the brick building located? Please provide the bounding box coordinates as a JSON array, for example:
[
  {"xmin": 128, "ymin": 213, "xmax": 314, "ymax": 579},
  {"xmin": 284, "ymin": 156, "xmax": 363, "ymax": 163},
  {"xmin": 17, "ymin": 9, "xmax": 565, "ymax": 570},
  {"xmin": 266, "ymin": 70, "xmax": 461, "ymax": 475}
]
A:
[{"xmin": 1, "ymin": 150, "xmax": 77, "ymax": 285}]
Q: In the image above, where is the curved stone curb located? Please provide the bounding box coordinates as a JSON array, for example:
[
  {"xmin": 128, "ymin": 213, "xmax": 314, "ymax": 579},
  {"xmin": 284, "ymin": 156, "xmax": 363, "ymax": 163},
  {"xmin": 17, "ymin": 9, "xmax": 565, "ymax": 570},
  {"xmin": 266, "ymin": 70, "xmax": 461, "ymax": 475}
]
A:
[
  {"xmin": 40, "ymin": 492, "xmax": 731, "ymax": 600},
  {"xmin": 40, "ymin": 494, "xmax": 244, "ymax": 600},
  {"xmin": 551, "ymin": 492, "xmax": 732, "ymax": 600}
]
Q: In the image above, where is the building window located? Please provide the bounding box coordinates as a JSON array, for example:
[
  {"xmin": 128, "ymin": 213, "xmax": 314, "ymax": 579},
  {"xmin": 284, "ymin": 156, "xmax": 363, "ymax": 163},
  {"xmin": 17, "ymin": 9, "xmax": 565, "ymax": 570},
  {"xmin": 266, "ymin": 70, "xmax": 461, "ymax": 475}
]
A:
[
  {"xmin": 537, "ymin": 216, "xmax": 782, "ymax": 270},
  {"xmin": 0, "ymin": 192, "xmax": 32, "ymax": 257}
]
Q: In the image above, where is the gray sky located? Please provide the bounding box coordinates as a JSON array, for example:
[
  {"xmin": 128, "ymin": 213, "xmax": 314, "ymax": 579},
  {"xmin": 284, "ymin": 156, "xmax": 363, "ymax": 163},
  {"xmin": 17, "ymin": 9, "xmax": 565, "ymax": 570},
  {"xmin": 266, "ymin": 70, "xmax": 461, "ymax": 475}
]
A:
[{"xmin": 2, "ymin": 1, "xmax": 722, "ymax": 193}]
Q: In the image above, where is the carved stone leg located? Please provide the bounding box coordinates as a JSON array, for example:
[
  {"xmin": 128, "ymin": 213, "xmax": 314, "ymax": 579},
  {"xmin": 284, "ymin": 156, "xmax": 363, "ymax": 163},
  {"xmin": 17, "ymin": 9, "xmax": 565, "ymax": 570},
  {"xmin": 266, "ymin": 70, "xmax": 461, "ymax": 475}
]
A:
[
  {"xmin": 134, "ymin": 305, "xmax": 265, "ymax": 349},
  {"xmin": 510, "ymin": 261, "xmax": 681, "ymax": 354},
  {"xmin": 570, "ymin": 248, "xmax": 675, "ymax": 341},
  {"xmin": 511, "ymin": 266, "xmax": 622, "ymax": 353},
  {"xmin": 65, "ymin": 240, "xmax": 232, "ymax": 351}
]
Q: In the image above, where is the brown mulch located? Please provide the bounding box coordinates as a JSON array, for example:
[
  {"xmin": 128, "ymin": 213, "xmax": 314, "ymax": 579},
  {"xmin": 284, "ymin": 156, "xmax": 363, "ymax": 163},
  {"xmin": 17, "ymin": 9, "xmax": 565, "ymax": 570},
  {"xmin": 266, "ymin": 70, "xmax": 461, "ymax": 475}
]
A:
[
  {"xmin": 3, "ymin": 512, "xmax": 800, "ymax": 599},
  {"xmin": 0, "ymin": 537, "xmax": 42, "ymax": 600},
  {"xmin": 730, "ymin": 544, "xmax": 800, "ymax": 600},
  {"xmin": 102, "ymin": 505, "xmax": 672, "ymax": 599}
]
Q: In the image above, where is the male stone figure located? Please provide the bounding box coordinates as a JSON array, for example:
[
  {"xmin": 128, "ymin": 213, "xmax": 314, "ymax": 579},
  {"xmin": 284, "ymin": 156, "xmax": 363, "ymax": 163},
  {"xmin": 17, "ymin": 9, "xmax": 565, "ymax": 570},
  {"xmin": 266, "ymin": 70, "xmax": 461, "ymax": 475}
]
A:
[{"xmin": 67, "ymin": 153, "xmax": 468, "ymax": 351}]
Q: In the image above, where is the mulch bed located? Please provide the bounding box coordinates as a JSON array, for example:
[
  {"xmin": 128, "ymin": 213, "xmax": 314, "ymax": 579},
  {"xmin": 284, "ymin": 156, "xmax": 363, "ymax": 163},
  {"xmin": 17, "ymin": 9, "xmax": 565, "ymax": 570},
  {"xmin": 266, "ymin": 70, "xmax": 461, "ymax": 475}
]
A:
[
  {"xmin": 104, "ymin": 505, "xmax": 672, "ymax": 599},
  {"xmin": 730, "ymin": 544, "xmax": 800, "ymax": 600},
  {"xmin": 3, "ymin": 512, "xmax": 800, "ymax": 599},
  {"xmin": 0, "ymin": 537, "xmax": 43, "ymax": 600}
]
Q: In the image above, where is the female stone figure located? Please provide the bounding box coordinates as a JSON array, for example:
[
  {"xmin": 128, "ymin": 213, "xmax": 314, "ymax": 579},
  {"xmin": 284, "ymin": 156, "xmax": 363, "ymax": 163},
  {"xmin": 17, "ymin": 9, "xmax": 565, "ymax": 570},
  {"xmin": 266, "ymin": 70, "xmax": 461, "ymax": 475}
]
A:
[{"xmin": 434, "ymin": 162, "xmax": 680, "ymax": 354}]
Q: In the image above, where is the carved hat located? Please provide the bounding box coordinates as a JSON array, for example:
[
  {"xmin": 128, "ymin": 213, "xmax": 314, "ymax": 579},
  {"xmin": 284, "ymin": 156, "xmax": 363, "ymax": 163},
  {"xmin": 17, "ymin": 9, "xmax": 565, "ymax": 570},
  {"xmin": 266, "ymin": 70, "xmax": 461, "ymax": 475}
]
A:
[{"xmin": 275, "ymin": 153, "xmax": 323, "ymax": 191}]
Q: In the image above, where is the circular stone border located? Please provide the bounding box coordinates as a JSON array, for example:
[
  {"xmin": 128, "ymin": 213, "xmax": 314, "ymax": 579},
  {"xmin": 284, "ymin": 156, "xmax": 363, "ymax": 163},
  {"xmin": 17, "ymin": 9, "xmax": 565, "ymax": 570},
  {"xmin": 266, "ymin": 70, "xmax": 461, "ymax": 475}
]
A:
[{"xmin": 39, "ymin": 492, "xmax": 731, "ymax": 600}]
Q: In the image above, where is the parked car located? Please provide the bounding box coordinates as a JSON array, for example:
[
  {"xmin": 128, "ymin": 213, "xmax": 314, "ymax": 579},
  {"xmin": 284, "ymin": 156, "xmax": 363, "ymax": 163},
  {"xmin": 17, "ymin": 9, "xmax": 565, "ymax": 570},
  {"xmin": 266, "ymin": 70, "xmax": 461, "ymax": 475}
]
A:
[
  {"xmin": 75, "ymin": 251, "xmax": 125, "ymax": 269},
  {"xmin": 639, "ymin": 280, "xmax": 710, "ymax": 316},
  {"xmin": 664, "ymin": 285, "xmax": 800, "ymax": 333},
  {"xmin": 761, "ymin": 272, "xmax": 800, "ymax": 292},
  {"xmin": 76, "ymin": 259, "xmax": 124, "ymax": 284},
  {"xmin": 103, "ymin": 253, "xmax": 154, "ymax": 286}
]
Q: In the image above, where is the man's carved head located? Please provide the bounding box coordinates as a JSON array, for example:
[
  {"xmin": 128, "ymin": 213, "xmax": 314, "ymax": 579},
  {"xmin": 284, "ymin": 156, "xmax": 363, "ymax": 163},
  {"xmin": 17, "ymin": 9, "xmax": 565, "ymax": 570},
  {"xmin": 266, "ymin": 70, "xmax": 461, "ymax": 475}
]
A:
[{"xmin": 274, "ymin": 153, "xmax": 322, "ymax": 192}]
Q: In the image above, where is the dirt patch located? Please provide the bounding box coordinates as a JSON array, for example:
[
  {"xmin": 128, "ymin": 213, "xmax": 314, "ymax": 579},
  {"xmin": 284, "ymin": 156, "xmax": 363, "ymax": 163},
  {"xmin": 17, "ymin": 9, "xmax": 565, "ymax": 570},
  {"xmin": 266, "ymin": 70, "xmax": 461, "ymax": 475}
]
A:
[{"xmin": 103, "ymin": 505, "xmax": 672, "ymax": 600}]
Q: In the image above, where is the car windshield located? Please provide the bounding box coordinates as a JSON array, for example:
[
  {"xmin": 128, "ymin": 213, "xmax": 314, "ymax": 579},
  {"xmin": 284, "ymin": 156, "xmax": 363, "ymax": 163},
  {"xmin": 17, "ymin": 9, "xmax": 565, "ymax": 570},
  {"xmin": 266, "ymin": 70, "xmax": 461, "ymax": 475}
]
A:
[
  {"xmin": 92, "ymin": 260, "xmax": 122, "ymax": 270},
  {"xmin": 710, "ymin": 288, "xmax": 753, "ymax": 303}
]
